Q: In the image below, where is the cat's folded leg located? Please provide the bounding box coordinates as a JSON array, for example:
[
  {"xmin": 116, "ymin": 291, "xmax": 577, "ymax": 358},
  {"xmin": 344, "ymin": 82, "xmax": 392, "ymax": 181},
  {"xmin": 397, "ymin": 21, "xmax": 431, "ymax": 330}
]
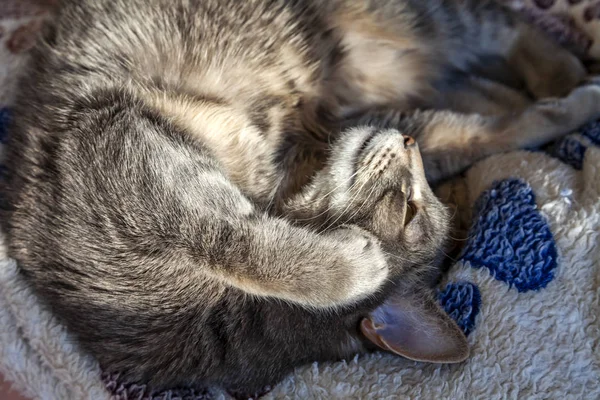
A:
[
  {"xmin": 6, "ymin": 101, "xmax": 393, "ymax": 320},
  {"xmin": 208, "ymin": 217, "xmax": 390, "ymax": 308},
  {"xmin": 351, "ymin": 80, "xmax": 600, "ymax": 183},
  {"xmin": 438, "ymin": 0, "xmax": 587, "ymax": 98},
  {"xmin": 504, "ymin": 23, "xmax": 587, "ymax": 99}
]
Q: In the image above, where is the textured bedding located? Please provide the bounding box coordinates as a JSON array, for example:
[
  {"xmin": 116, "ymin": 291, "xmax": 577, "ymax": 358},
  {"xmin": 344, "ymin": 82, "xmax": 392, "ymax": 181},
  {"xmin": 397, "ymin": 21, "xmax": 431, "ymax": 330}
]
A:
[{"xmin": 1, "ymin": 1, "xmax": 599, "ymax": 399}]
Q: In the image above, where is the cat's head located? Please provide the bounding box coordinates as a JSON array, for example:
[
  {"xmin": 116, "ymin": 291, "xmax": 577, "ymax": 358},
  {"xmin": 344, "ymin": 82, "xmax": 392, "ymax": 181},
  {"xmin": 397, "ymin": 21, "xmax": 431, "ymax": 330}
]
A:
[
  {"xmin": 292, "ymin": 127, "xmax": 468, "ymax": 363},
  {"xmin": 307, "ymin": 126, "xmax": 450, "ymax": 268},
  {"xmin": 334, "ymin": 127, "xmax": 469, "ymax": 363}
]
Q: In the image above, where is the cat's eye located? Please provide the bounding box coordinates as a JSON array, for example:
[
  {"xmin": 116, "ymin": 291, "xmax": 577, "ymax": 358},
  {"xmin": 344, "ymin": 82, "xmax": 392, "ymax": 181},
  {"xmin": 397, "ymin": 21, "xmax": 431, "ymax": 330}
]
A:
[
  {"xmin": 404, "ymin": 188, "xmax": 416, "ymax": 226},
  {"xmin": 404, "ymin": 202, "xmax": 416, "ymax": 226},
  {"xmin": 406, "ymin": 187, "xmax": 413, "ymax": 202}
]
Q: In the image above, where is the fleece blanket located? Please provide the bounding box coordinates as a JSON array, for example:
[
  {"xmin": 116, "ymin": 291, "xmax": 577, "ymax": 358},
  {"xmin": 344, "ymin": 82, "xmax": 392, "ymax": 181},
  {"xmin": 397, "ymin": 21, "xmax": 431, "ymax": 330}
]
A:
[{"xmin": 1, "ymin": 1, "xmax": 599, "ymax": 399}]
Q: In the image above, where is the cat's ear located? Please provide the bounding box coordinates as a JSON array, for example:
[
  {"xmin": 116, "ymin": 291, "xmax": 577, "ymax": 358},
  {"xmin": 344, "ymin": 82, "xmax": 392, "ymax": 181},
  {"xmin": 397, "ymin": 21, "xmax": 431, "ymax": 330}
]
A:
[{"xmin": 360, "ymin": 289, "xmax": 469, "ymax": 363}]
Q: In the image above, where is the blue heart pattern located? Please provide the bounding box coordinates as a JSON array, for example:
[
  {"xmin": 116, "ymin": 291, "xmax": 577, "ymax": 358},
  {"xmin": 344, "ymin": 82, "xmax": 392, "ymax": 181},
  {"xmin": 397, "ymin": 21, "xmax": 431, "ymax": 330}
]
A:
[
  {"xmin": 439, "ymin": 177, "xmax": 560, "ymax": 336},
  {"xmin": 460, "ymin": 179, "xmax": 558, "ymax": 293},
  {"xmin": 443, "ymin": 119, "xmax": 600, "ymax": 328},
  {"xmin": 438, "ymin": 282, "xmax": 481, "ymax": 336}
]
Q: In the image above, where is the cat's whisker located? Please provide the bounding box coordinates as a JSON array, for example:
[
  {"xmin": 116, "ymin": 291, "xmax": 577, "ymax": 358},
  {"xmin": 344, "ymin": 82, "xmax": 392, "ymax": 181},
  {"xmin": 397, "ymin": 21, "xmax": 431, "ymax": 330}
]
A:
[
  {"xmin": 339, "ymin": 177, "xmax": 379, "ymax": 226},
  {"xmin": 286, "ymin": 162, "xmax": 370, "ymax": 214},
  {"xmin": 380, "ymin": 250, "xmax": 412, "ymax": 264},
  {"xmin": 447, "ymin": 234, "xmax": 473, "ymax": 242},
  {"xmin": 287, "ymin": 169, "xmax": 373, "ymax": 226},
  {"xmin": 318, "ymin": 165, "xmax": 376, "ymax": 233},
  {"xmin": 316, "ymin": 174, "xmax": 367, "ymax": 231},
  {"xmin": 435, "ymin": 245, "xmax": 460, "ymax": 263},
  {"xmin": 447, "ymin": 204, "xmax": 459, "ymax": 222},
  {"xmin": 262, "ymin": 186, "xmax": 282, "ymax": 215}
]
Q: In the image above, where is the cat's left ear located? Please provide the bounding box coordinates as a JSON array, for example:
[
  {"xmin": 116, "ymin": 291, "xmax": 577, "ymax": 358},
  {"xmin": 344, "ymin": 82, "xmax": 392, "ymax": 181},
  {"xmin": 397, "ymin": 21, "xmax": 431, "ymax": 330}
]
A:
[{"xmin": 360, "ymin": 288, "xmax": 469, "ymax": 363}]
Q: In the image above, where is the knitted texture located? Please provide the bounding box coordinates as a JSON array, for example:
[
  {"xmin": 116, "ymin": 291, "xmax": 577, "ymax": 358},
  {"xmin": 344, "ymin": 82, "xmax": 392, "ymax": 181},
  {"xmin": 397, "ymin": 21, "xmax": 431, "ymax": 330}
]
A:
[
  {"xmin": 102, "ymin": 373, "xmax": 213, "ymax": 400},
  {"xmin": 461, "ymin": 179, "xmax": 558, "ymax": 292},
  {"xmin": 438, "ymin": 282, "xmax": 482, "ymax": 337},
  {"xmin": 581, "ymin": 119, "xmax": 600, "ymax": 143}
]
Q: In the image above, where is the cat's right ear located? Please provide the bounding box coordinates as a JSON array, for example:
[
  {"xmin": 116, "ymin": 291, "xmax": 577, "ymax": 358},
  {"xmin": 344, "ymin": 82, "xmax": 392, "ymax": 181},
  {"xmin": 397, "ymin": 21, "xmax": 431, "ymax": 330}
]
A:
[{"xmin": 360, "ymin": 288, "xmax": 469, "ymax": 363}]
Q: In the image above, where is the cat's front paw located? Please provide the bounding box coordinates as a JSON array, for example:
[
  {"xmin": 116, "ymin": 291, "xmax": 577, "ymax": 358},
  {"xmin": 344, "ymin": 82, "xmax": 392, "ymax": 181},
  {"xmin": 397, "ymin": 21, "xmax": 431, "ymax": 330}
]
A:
[
  {"xmin": 565, "ymin": 76, "xmax": 600, "ymax": 122},
  {"xmin": 517, "ymin": 78, "xmax": 600, "ymax": 148},
  {"xmin": 327, "ymin": 225, "xmax": 389, "ymax": 303}
]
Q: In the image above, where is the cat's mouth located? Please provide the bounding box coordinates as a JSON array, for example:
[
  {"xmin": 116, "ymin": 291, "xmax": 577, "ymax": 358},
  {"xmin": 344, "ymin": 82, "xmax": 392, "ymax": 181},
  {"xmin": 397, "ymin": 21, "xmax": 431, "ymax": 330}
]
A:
[{"xmin": 395, "ymin": 187, "xmax": 418, "ymax": 229}]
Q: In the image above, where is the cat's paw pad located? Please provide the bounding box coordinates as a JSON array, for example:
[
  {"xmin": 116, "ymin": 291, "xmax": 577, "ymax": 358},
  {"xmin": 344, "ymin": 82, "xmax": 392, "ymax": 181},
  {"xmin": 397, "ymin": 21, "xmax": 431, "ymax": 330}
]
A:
[
  {"xmin": 553, "ymin": 134, "xmax": 589, "ymax": 170},
  {"xmin": 580, "ymin": 119, "xmax": 600, "ymax": 144},
  {"xmin": 551, "ymin": 119, "xmax": 600, "ymax": 200},
  {"xmin": 460, "ymin": 179, "xmax": 558, "ymax": 292}
]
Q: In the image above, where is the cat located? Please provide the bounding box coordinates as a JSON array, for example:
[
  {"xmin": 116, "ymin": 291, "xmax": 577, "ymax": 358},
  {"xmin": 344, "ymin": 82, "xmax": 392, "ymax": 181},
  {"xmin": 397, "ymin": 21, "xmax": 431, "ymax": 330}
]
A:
[{"xmin": 4, "ymin": 0, "xmax": 600, "ymax": 393}]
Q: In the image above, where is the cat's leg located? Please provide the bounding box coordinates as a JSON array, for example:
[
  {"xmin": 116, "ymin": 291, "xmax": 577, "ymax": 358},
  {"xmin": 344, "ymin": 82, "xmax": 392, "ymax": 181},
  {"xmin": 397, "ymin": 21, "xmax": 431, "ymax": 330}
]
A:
[
  {"xmin": 8, "ymin": 104, "xmax": 392, "ymax": 311},
  {"xmin": 435, "ymin": 0, "xmax": 587, "ymax": 99},
  {"xmin": 330, "ymin": 0, "xmax": 586, "ymax": 115},
  {"xmin": 430, "ymin": 73, "xmax": 533, "ymax": 116},
  {"xmin": 203, "ymin": 219, "xmax": 390, "ymax": 309},
  {"xmin": 348, "ymin": 80, "xmax": 600, "ymax": 183}
]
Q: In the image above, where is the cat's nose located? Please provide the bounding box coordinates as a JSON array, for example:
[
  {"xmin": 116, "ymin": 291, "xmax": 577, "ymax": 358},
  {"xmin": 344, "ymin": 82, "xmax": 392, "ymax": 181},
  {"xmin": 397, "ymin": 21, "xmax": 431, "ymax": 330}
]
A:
[{"xmin": 402, "ymin": 135, "xmax": 415, "ymax": 148}]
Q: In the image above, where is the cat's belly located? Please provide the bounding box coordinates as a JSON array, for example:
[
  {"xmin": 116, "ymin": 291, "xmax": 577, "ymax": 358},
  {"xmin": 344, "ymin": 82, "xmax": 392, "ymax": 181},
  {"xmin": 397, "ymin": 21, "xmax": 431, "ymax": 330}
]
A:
[{"xmin": 142, "ymin": 90, "xmax": 281, "ymax": 203}]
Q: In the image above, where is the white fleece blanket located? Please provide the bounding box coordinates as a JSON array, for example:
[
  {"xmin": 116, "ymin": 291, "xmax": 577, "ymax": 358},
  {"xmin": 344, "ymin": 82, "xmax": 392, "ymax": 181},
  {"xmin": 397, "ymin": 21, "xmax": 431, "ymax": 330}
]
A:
[{"xmin": 1, "ymin": 3, "xmax": 599, "ymax": 400}]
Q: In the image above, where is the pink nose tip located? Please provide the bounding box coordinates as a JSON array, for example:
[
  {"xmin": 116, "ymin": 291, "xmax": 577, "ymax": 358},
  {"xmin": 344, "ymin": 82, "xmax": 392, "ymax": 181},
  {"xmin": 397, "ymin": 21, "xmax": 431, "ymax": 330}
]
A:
[{"xmin": 402, "ymin": 135, "xmax": 415, "ymax": 147}]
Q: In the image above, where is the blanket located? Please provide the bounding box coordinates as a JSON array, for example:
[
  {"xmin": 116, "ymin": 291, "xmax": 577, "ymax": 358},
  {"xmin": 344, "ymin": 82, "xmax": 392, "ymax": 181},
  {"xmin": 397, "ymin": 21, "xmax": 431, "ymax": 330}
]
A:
[{"xmin": 1, "ymin": 1, "xmax": 599, "ymax": 399}]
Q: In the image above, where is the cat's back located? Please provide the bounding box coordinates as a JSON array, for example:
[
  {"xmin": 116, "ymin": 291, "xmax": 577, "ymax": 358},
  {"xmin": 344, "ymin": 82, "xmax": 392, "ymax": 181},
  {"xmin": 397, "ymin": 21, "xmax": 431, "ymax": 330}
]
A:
[
  {"xmin": 31, "ymin": 0, "xmax": 333, "ymax": 108},
  {"xmin": 5, "ymin": 0, "xmax": 346, "ymax": 207},
  {"xmin": 3, "ymin": 0, "xmax": 341, "ymax": 387}
]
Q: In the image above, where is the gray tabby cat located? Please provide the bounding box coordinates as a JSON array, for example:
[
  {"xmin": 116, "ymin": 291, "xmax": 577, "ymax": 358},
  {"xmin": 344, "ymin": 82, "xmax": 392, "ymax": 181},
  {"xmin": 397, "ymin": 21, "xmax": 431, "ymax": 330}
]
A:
[{"xmin": 4, "ymin": 0, "xmax": 600, "ymax": 393}]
